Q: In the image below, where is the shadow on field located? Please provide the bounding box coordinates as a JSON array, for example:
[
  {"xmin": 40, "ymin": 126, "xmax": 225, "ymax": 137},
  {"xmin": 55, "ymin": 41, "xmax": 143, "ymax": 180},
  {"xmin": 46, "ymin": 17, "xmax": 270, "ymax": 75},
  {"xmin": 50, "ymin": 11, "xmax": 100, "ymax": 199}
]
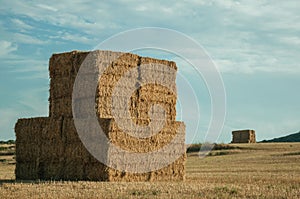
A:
[
  {"xmin": 0, "ymin": 179, "xmax": 57, "ymax": 185},
  {"xmin": 0, "ymin": 180, "xmax": 16, "ymax": 185}
]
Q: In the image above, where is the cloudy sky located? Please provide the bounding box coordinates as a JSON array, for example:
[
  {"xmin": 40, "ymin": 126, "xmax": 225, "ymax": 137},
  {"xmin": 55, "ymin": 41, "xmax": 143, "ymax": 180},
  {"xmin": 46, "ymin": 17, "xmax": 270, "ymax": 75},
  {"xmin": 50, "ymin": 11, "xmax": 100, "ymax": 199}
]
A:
[{"xmin": 0, "ymin": 0, "xmax": 299, "ymax": 143}]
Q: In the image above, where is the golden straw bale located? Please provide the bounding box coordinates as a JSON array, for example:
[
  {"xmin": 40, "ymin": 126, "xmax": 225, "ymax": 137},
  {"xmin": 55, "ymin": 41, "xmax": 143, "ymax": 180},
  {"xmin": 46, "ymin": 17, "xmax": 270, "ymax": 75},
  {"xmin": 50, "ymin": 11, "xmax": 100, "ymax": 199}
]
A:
[
  {"xmin": 15, "ymin": 162, "xmax": 39, "ymax": 180},
  {"xmin": 15, "ymin": 50, "xmax": 186, "ymax": 181}
]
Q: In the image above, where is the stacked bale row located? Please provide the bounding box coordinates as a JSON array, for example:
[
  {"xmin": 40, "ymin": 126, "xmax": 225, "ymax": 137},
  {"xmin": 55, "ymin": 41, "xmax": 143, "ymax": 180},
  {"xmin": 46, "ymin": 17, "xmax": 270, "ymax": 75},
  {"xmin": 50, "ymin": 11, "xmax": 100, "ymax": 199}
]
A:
[
  {"xmin": 231, "ymin": 130, "xmax": 256, "ymax": 143},
  {"xmin": 15, "ymin": 50, "xmax": 186, "ymax": 181},
  {"xmin": 49, "ymin": 51, "xmax": 89, "ymax": 118},
  {"xmin": 15, "ymin": 117, "xmax": 110, "ymax": 180}
]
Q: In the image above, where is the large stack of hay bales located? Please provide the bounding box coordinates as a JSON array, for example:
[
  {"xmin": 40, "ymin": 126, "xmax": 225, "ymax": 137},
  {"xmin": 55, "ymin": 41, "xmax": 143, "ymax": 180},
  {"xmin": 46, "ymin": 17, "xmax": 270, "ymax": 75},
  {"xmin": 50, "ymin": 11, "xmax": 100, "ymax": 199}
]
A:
[
  {"xmin": 15, "ymin": 50, "xmax": 186, "ymax": 181},
  {"xmin": 231, "ymin": 130, "xmax": 256, "ymax": 143}
]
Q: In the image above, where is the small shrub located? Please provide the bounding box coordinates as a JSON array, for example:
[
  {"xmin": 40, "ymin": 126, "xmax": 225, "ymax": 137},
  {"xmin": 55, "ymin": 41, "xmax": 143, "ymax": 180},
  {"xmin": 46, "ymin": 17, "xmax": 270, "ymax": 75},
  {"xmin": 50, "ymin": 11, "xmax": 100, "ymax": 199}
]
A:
[
  {"xmin": 131, "ymin": 190, "xmax": 142, "ymax": 196},
  {"xmin": 151, "ymin": 190, "xmax": 160, "ymax": 196},
  {"xmin": 229, "ymin": 188, "xmax": 238, "ymax": 195}
]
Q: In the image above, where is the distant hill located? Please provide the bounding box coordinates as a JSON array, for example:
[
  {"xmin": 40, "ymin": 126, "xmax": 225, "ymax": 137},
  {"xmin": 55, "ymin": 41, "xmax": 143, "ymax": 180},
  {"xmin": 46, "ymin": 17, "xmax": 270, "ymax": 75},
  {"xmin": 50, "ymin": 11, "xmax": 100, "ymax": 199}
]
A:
[{"xmin": 261, "ymin": 131, "xmax": 300, "ymax": 143}]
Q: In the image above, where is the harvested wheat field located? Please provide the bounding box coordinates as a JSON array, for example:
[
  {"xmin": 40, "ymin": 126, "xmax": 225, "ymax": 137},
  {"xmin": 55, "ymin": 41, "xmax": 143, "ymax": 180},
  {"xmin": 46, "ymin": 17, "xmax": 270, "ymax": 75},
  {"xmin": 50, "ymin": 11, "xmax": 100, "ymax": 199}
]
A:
[{"xmin": 0, "ymin": 142, "xmax": 300, "ymax": 198}]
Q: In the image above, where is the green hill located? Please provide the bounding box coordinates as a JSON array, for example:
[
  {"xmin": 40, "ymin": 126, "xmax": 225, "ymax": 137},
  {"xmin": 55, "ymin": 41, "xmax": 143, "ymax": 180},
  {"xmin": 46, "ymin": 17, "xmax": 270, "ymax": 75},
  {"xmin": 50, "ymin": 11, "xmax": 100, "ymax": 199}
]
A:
[{"xmin": 261, "ymin": 131, "xmax": 300, "ymax": 143}]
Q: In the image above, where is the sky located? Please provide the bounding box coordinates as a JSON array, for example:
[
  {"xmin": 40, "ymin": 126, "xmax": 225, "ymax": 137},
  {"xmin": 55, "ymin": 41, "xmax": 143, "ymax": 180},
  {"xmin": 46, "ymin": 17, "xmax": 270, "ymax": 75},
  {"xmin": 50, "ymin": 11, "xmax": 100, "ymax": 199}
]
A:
[{"xmin": 0, "ymin": 0, "xmax": 299, "ymax": 143}]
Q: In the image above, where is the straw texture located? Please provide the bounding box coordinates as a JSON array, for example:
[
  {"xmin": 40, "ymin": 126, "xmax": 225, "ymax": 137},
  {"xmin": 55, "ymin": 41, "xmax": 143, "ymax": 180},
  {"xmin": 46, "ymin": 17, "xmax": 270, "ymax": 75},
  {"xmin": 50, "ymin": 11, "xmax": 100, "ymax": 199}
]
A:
[
  {"xmin": 15, "ymin": 50, "xmax": 186, "ymax": 181},
  {"xmin": 231, "ymin": 130, "xmax": 256, "ymax": 143}
]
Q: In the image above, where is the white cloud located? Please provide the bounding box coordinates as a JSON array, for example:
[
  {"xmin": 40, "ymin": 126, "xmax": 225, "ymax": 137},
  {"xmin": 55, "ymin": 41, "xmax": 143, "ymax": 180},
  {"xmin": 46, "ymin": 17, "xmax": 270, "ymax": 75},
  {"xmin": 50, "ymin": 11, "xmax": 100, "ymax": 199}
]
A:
[
  {"xmin": 135, "ymin": 5, "xmax": 147, "ymax": 11},
  {"xmin": 3, "ymin": 58, "xmax": 49, "ymax": 80},
  {"xmin": 11, "ymin": 18, "xmax": 33, "ymax": 31},
  {"xmin": 50, "ymin": 32, "xmax": 93, "ymax": 44},
  {"xmin": 13, "ymin": 33, "xmax": 47, "ymax": 45},
  {"xmin": 280, "ymin": 36, "xmax": 300, "ymax": 46},
  {"xmin": 36, "ymin": 4, "xmax": 58, "ymax": 12},
  {"xmin": 1, "ymin": 0, "xmax": 300, "ymax": 75},
  {"xmin": 1, "ymin": 1, "xmax": 119, "ymax": 35},
  {"xmin": 0, "ymin": 40, "xmax": 18, "ymax": 57},
  {"xmin": 16, "ymin": 87, "xmax": 49, "ymax": 114},
  {"xmin": 0, "ymin": 0, "xmax": 300, "ymax": 142}
]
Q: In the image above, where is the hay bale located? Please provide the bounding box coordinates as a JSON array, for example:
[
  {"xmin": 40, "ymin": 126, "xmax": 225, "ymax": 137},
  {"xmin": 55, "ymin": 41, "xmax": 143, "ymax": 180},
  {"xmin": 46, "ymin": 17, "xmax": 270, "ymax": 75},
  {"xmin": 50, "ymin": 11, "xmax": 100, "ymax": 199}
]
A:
[
  {"xmin": 15, "ymin": 117, "xmax": 50, "ymax": 163},
  {"xmin": 84, "ymin": 162, "xmax": 108, "ymax": 181},
  {"xmin": 64, "ymin": 142, "xmax": 91, "ymax": 163},
  {"xmin": 15, "ymin": 50, "xmax": 186, "ymax": 181},
  {"xmin": 40, "ymin": 141, "xmax": 64, "ymax": 163},
  {"xmin": 49, "ymin": 50, "xmax": 178, "ymax": 120},
  {"xmin": 49, "ymin": 51, "xmax": 89, "ymax": 79},
  {"xmin": 15, "ymin": 142, "xmax": 40, "ymax": 163},
  {"xmin": 15, "ymin": 117, "xmax": 50, "ymax": 144},
  {"xmin": 36, "ymin": 161, "xmax": 85, "ymax": 180},
  {"xmin": 15, "ymin": 162, "xmax": 39, "ymax": 180},
  {"xmin": 107, "ymin": 120, "xmax": 185, "ymax": 153},
  {"xmin": 140, "ymin": 57, "xmax": 177, "ymax": 70},
  {"xmin": 231, "ymin": 129, "xmax": 256, "ymax": 143},
  {"xmin": 106, "ymin": 153, "xmax": 186, "ymax": 182},
  {"xmin": 49, "ymin": 97, "xmax": 73, "ymax": 118}
]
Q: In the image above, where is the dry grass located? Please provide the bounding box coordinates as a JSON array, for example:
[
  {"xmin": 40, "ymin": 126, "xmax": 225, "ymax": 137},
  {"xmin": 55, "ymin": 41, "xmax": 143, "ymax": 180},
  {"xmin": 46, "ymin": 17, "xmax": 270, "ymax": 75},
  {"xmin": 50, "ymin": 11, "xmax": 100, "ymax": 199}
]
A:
[{"xmin": 1, "ymin": 142, "xmax": 300, "ymax": 198}]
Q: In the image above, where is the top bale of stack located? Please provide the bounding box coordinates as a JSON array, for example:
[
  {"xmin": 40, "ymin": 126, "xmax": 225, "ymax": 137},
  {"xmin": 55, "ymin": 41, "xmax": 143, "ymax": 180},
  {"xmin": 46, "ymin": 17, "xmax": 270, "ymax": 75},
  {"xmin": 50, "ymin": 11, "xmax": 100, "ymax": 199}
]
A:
[{"xmin": 49, "ymin": 50, "xmax": 178, "ymax": 121}]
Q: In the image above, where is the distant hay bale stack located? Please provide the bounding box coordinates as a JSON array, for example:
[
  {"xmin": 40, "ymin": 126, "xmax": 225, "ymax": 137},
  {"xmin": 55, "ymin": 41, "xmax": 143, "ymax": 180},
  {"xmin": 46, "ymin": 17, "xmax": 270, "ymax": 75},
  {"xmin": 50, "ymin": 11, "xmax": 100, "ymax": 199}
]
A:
[
  {"xmin": 231, "ymin": 130, "xmax": 256, "ymax": 143},
  {"xmin": 15, "ymin": 50, "xmax": 186, "ymax": 181}
]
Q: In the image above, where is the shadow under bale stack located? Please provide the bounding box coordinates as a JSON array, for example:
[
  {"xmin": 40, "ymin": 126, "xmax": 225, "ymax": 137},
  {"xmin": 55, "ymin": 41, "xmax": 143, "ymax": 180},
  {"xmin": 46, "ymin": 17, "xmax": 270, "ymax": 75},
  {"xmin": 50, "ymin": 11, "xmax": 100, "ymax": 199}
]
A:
[{"xmin": 15, "ymin": 50, "xmax": 186, "ymax": 181}]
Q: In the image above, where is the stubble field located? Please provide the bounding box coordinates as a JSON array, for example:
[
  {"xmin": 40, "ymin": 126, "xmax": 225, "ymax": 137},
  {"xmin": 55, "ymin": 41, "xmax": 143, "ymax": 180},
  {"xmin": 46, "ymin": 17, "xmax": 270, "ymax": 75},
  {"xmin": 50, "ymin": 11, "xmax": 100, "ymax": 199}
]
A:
[{"xmin": 0, "ymin": 142, "xmax": 299, "ymax": 198}]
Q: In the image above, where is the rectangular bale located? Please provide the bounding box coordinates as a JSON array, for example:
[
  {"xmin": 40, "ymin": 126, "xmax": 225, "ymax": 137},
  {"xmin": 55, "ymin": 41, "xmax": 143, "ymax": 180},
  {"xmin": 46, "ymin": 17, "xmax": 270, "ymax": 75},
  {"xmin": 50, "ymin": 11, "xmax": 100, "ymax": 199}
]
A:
[
  {"xmin": 140, "ymin": 57, "xmax": 177, "ymax": 70},
  {"xmin": 15, "ymin": 162, "xmax": 39, "ymax": 180},
  {"xmin": 231, "ymin": 129, "xmax": 256, "ymax": 143},
  {"xmin": 15, "ymin": 142, "xmax": 41, "ymax": 163},
  {"xmin": 15, "ymin": 117, "xmax": 50, "ymax": 144},
  {"xmin": 49, "ymin": 97, "xmax": 73, "ymax": 118},
  {"xmin": 106, "ymin": 153, "xmax": 186, "ymax": 182},
  {"xmin": 84, "ymin": 162, "xmax": 108, "ymax": 181},
  {"xmin": 16, "ymin": 49, "xmax": 186, "ymax": 182},
  {"xmin": 49, "ymin": 51, "xmax": 89, "ymax": 79},
  {"xmin": 107, "ymin": 120, "xmax": 185, "ymax": 153}
]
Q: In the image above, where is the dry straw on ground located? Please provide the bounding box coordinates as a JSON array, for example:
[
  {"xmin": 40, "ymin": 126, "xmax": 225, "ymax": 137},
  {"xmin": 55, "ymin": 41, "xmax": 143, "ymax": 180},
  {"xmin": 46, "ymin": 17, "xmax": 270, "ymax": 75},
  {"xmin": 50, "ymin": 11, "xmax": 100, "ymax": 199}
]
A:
[
  {"xmin": 15, "ymin": 50, "xmax": 186, "ymax": 181},
  {"xmin": 2, "ymin": 143, "xmax": 300, "ymax": 198}
]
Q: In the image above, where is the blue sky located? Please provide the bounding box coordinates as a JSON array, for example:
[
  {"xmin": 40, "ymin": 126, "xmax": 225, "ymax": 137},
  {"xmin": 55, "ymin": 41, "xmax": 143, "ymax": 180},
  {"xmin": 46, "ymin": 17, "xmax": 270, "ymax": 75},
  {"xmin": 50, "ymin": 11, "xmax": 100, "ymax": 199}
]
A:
[{"xmin": 0, "ymin": 0, "xmax": 299, "ymax": 143}]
